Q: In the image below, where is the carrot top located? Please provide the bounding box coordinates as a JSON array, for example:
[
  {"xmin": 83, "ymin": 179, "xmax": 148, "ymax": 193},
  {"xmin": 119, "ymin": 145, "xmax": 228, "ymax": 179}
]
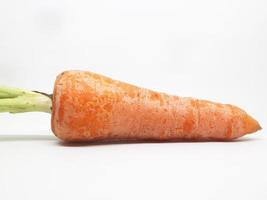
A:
[{"xmin": 0, "ymin": 86, "xmax": 52, "ymax": 113}]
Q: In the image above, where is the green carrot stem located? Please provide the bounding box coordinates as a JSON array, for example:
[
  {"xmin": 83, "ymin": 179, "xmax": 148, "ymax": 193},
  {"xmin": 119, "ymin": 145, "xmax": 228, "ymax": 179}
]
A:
[{"xmin": 0, "ymin": 86, "xmax": 52, "ymax": 113}]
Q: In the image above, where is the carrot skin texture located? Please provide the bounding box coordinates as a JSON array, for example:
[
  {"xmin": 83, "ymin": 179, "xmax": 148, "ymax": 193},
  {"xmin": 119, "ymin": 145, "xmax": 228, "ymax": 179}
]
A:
[{"xmin": 51, "ymin": 70, "xmax": 261, "ymax": 142}]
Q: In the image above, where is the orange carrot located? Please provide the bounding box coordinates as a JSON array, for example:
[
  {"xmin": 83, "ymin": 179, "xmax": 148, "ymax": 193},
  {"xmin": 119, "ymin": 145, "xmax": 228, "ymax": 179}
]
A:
[{"xmin": 50, "ymin": 70, "xmax": 261, "ymax": 142}]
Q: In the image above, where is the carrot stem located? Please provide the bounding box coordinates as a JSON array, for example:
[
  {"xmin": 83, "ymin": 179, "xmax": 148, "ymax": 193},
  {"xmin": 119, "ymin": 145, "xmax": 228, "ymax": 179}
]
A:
[{"xmin": 0, "ymin": 86, "xmax": 52, "ymax": 113}]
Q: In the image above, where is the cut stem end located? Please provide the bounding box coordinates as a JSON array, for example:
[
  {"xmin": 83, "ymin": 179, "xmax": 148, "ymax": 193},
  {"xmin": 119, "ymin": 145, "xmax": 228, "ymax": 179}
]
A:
[{"xmin": 0, "ymin": 86, "xmax": 52, "ymax": 114}]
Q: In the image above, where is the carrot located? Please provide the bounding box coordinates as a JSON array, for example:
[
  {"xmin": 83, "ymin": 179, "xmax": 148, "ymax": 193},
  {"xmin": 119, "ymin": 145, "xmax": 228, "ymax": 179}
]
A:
[
  {"xmin": 51, "ymin": 70, "xmax": 261, "ymax": 141},
  {"xmin": 0, "ymin": 70, "xmax": 261, "ymax": 142}
]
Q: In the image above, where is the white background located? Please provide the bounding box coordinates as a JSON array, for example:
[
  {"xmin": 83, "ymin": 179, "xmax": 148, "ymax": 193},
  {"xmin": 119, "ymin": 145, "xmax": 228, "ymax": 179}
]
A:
[{"xmin": 0, "ymin": 0, "xmax": 266, "ymax": 199}]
